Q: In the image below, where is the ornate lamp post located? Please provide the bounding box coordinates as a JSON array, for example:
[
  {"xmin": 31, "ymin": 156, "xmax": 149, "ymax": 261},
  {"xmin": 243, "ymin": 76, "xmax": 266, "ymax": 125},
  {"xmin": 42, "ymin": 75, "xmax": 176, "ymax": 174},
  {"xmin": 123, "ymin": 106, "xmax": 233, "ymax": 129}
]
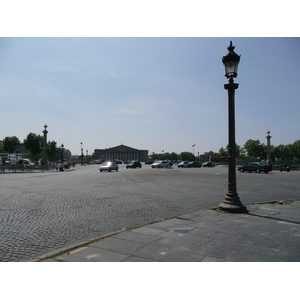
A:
[
  {"xmin": 61, "ymin": 144, "xmax": 64, "ymax": 162},
  {"xmin": 266, "ymin": 130, "xmax": 273, "ymax": 165},
  {"xmin": 218, "ymin": 42, "xmax": 248, "ymax": 213}
]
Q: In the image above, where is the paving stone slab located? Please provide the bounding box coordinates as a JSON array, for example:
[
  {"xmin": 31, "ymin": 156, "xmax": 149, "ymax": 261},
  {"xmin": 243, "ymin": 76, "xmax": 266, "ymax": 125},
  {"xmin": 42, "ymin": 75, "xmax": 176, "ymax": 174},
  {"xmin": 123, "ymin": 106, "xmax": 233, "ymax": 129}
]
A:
[
  {"xmin": 254, "ymin": 246, "xmax": 300, "ymax": 261},
  {"xmin": 55, "ymin": 247, "xmax": 129, "ymax": 262},
  {"xmin": 189, "ymin": 227, "xmax": 220, "ymax": 238},
  {"xmin": 113, "ymin": 231, "xmax": 161, "ymax": 244},
  {"xmin": 233, "ymin": 233, "xmax": 284, "ymax": 248},
  {"xmin": 121, "ymin": 256, "xmax": 158, "ymax": 262},
  {"xmin": 206, "ymin": 239, "xmax": 257, "ymax": 253},
  {"xmin": 211, "ymin": 230, "xmax": 244, "ymax": 241},
  {"xmin": 130, "ymin": 240, "xmax": 175, "ymax": 259},
  {"xmin": 90, "ymin": 237, "xmax": 145, "ymax": 255},
  {"xmin": 213, "ymin": 220, "xmax": 245, "ymax": 231},
  {"xmin": 152, "ymin": 247, "xmax": 206, "ymax": 262},
  {"xmin": 280, "ymin": 240, "xmax": 300, "ymax": 255},
  {"xmin": 177, "ymin": 237, "xmax": 214, "ymax": 253},
  {"xmin": 270, "ymin": 231, "xmax": 300, "ymax": 242},
  {"xmin": 198, "ymin": 245, "xmax": 229, "ymax": 259},
  {"xmin": 146, "ymin": 218, "xmax": 195, "ymax": 229},
  {"xmin": 132, "ymin": 226, "xmax": 167, "ymax": 236},
  {"xmin": 226, "ymin": 250, "xmax": 279, "ymax": 262},
  {"xmin": 178, "ymin": 213, "xmax": 199, "ymax": 220},
  {"xmin": 201, "ymin": 256, "xmax": 230, "ymax": 262},
  {"xmin": 157, "ymin": 225, "xmax": 197, "ymax": 234}
]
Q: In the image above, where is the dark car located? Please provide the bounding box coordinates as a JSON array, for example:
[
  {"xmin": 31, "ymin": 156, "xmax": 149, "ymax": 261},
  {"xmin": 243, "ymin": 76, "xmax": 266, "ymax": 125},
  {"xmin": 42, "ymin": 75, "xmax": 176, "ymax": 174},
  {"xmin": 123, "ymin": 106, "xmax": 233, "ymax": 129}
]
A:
[
  {"xmin": 238, "ymin": 162, "xmax": 272, "ymax": 173},
  {"xmin": 126, "ymin": 160, "xmax": 142, "ymax": 169},
  {"xmin": 202, "ymin": 161, "xmax": 217, "ymax": 167},
  {"xmin": 145, "ymin": 160, "xmax": 153, "ymax": 165},
  {"xmin": 187, "ymin": 161, "xmax": 202, "ymax": 168}
]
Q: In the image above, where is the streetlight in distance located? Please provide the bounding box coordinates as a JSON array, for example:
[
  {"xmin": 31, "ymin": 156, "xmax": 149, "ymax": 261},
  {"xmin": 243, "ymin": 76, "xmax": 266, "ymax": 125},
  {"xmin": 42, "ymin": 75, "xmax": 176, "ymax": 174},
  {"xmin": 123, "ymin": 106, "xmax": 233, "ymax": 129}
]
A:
[
  {"xmin": 192, "ymin": 144, "xmax": 195, "ymax": 157},
  {"xmin": 61, "ymin": 144, "xmax": 64, "ymax": 162},
  {"xmin": 81, "ymin": 142, "xmax": 84, "ymax": 165},
  {"xmin": 218, "ymin": 41, "xmax": 248, "ymax": 213}
]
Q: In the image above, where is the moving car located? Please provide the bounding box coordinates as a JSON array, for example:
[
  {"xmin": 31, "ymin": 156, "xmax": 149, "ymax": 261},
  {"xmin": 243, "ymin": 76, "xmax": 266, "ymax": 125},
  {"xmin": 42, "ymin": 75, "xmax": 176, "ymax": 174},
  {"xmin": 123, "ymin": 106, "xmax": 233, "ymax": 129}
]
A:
[
  {"xmin": 126, "ymin": 161, "xmax": 142, "ymax": 168},
  {"xmin": 202, "ymin": 161, "xmax": 217, "ymax": 167},
  {"xmin": 151, "ymin": 161, "xmax": 171, "ymax": 168},
  {"xmin": 99, "ymin": 161, "xmax": 119, "ymax": 172},
  {"xmin": 177, "ymin": 161, "xmax": 189, "ymax": 168},
  {"xmin": 187, "ymin": 161, "xmax": 202, "ymax": 168},
  {"xmin": 237, "ymin": 162, "xmax": 272, "ymax": 173}
]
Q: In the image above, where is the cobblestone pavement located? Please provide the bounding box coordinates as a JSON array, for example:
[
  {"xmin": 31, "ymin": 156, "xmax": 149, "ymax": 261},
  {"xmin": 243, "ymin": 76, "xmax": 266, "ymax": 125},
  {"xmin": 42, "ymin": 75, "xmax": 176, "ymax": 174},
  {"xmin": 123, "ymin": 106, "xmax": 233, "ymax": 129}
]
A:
[
  {"xmin": 42, "ymin": 200, "xmax": 300, "ymax": 262},
  {"xmin": 0, "ymin": 164, "xmax": 299, "ymax": 261}
]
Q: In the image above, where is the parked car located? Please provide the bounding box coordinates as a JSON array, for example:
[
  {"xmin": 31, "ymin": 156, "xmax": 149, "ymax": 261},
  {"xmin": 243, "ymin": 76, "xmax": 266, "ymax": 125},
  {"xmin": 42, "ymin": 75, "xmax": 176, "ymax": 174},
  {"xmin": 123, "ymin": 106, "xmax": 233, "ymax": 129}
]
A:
[
  {"xmin": 151, "ymin": 161, "xmax": 171, "ymax": 168},
  {"xmin": 177, "ymin": 161, "xmax": 189, "ymax": 168},
  {"xmin": 99, "ymin": 161, "xmax": 119, "ymax": 172},
  {"xmin": 16, "ymin": 159, "xmax": 34, "ymax": 166},
  {"xmin": 145, "ymin": 160, "xmax": 153, "ymax": 165},
  {"xmin": 114, "ymin": 160, "xmax": 123, "ymax": 164},
  {"xmin": 187, "ymin": 161, "xmax": 202, "ymax": 168},
  {"xmin": 90, "ymin": 160, "xmax": 101, "ymax": 164},
  {"xmin": 238, "ymin": 162, "xmax": 272, "ymax": 173},
  {"xmin": 202, "ymin": 161, "xmax": 217, "ymax": 167},
  {"xmin": 126, "ymin": 161, "xmax": 142, "ymax": 168}
]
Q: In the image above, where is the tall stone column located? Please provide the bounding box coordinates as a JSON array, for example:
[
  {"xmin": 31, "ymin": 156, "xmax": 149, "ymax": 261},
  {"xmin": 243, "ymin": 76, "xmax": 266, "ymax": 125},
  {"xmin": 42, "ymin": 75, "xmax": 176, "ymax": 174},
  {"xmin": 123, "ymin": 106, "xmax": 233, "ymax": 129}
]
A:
[
  {"xmin": 41, "ymin": 124, "xmax": 49, "ymax": 165},
  {"xmin": 266, "ymin": 130, "xmax": 272, "ymax": 164}
]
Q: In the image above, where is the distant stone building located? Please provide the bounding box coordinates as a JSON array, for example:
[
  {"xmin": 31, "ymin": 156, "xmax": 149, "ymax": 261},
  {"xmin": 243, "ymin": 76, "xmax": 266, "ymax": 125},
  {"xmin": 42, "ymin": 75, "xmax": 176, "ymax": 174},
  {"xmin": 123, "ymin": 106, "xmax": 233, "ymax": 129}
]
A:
[{"xmin": 94, "ymin": 144, "xmax": 148, "ymax": 162}]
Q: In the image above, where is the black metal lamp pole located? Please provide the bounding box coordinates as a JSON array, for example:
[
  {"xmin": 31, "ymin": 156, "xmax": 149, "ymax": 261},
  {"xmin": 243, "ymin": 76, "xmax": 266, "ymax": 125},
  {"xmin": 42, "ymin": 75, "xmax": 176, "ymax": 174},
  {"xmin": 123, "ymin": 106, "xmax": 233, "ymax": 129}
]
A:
[
  {"xmin": 218, "ymin": 42, "xmax": 248, "ymax": 213},
  {"xmin": 81, "ymin": 142, "xmax": 83, "ymax": 165},
  {"xmin": 61, "ymin": 144, "xmax": 64, "ymax": 162}
]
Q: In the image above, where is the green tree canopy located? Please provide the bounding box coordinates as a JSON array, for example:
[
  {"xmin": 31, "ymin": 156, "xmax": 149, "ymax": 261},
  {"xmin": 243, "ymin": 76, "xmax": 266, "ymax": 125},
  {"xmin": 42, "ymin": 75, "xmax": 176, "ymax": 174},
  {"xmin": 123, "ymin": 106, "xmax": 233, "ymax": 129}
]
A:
[
  {"xmin": 218, "ymin": 147, "xmax": 228, "ymax": 156},
  {"xmin": 23, "ymin": 133, "xmax": 43, "ymax": 156},
  {"xmin": 3, "ymin": 136, "xmax": 20, "ymax": 153},
  {"xmin": 47, "ymin": 140, "xmax": 60, "ymax": 160},
  {"xmin": 243, "ymin": 139, "xmax": 266, "ymax": 160},
  {"xmin": 180, "ymin": 151, "xmax": 195, "ymax": 161}
]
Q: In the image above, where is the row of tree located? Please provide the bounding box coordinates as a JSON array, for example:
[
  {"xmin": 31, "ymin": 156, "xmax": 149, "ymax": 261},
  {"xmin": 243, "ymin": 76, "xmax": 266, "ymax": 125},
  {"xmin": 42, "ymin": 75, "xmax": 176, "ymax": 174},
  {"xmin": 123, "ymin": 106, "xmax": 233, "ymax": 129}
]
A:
[
  {"xmin": 2, "ymin": 135, "xmax": 300, "ymax": 164},
  {"xmin": 1, "ymin": 133, "xmax": 62, "ymax": 161},
  {"xmin": 150, "ymin": 139, "xmax": 300, "ymax": 164}
]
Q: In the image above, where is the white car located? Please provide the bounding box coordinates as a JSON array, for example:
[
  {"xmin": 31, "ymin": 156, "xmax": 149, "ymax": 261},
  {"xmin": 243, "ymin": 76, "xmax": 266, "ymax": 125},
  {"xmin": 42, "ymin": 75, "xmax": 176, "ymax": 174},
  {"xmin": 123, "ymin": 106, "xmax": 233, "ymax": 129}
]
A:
[
  {"xmin": 99, "ymin": 161, "xmax": 119, "ymax": 172},
  {"xmin": 151, "ymin": 161, "xmax": 171, "ymax": 168},
  {"xmin": 177, "ymin": 161, "xmax": 189, "ymax": 168}
]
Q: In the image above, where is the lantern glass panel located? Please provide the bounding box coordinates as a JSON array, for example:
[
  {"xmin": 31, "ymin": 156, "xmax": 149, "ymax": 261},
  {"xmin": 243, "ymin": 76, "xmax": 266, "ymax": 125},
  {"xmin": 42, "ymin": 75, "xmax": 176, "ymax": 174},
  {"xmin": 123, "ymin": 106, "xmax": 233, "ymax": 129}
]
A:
[{"xmin": 224, "ymin": 60, "xmax": 239, "ymax": 77}]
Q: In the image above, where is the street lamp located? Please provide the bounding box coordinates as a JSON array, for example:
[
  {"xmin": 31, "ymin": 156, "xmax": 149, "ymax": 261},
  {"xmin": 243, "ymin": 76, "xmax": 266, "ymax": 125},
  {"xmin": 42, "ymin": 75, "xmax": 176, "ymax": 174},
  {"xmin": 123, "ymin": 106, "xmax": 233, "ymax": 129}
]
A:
[
  {"xmin": 61, "ymin": 144, "xmax": 64, "ymax": 162},
  {"xmin": 192, "ymin": 144, "xmax": 195, "ymax": 157},
  {"xmin": 218, "ymin": 41, "xmax": 248, "ymax": 213},
  {"xmin": 81, "ymin": 142, "xmax": 83, "ymax": 165}
]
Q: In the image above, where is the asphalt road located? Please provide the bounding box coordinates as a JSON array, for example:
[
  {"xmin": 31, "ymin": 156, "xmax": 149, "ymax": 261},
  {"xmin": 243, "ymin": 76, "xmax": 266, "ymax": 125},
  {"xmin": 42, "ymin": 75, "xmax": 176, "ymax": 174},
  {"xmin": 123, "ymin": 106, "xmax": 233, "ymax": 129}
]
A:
[{"xmin": 0, "ymin": 164, "xmax": 299, "ymax": 261}]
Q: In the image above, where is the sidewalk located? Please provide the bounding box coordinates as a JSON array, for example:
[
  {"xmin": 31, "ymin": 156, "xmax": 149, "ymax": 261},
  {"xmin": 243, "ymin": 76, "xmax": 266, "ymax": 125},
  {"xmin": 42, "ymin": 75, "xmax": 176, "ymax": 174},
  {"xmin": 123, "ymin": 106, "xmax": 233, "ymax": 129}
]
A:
[{"xmin": 38, "ymin": 200, "xmax": 300, "ymax": 262}]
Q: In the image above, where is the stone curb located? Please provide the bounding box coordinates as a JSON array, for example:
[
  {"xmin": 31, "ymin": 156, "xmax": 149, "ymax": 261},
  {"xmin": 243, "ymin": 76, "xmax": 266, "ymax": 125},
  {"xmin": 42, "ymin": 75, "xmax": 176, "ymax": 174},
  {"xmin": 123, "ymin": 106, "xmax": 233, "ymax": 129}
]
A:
[{"xmin": 31, "ymin": 200, "xmax": 297, "ymax": 262}]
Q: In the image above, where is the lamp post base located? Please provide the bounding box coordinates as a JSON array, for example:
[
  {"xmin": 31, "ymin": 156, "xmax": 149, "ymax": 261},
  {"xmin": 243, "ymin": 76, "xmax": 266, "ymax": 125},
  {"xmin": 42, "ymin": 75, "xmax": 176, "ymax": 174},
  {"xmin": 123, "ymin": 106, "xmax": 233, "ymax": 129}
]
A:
[{"xmin": 218, "ymin": 194, "xmax": 248, "ymax": 213}]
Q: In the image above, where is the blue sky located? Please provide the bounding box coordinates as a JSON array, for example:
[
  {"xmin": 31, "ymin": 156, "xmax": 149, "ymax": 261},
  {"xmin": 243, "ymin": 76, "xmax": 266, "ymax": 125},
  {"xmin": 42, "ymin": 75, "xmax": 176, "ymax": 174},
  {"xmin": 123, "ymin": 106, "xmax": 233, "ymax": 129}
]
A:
[
  {"xmin": 1, "ymin": 0, "xmax": 299, "ymax": 157},
  {"xmin": 1, "ymin": 37, "xmax": 299, "ymax": 156}
]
